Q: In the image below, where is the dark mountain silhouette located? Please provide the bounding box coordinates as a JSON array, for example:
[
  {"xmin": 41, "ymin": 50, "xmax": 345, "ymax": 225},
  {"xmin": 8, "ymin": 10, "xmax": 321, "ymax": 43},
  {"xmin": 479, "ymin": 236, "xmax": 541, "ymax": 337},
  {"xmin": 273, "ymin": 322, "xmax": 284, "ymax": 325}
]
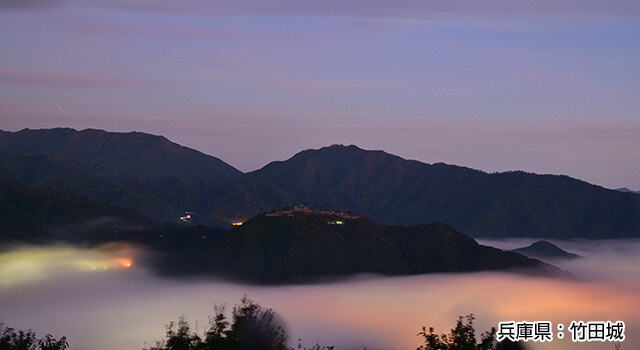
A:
[
  {"xmin": 0, "ymin": 152, "xmax": 178, "ymax": 221},
  {"xmin": 249, "ymin": 145, "xmax": 640, "ymax": 239},
  {"xmin": 0, "ymin": 128, "xmax": 278, "ymax": 226},
  {"xmin": 512, "ymin": 241, "xmax": 581, "ymax": 260},
  {"xmin": 0, "ymin": 178, "xmax": 159, "ymax": 244},
  {"xmin": 0, "ymin": 128, "xmax": 242, "ymax": 183},
  {"xmin": 147, "ymin": 207, "xmax": 560, "ymax": 283},
  {"xmin": 1, "ymin": 128, "xmax": 639, "ymax": 239}
]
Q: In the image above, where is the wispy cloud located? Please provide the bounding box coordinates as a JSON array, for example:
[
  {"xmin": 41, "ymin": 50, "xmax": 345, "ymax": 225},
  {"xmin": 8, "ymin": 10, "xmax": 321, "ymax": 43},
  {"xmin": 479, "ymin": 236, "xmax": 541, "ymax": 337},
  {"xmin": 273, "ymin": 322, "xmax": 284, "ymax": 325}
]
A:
[
  {"xmin": 95, "ymin": 0, "xmax": 640, "ymax": 18},
  {"xmin": 56, "ymin": 15, "xmax": 249, "ymax": 40},
  {"xmin": 0, "ymin": 0, "xmax": 63, "ymax": 10},
  {"xmin": 0, "ymin": 67, "xmax": 160, "ymax": 90},
  {"xmin": 221, "ymin": 71, "xmax": 384, "ymax": 94}
]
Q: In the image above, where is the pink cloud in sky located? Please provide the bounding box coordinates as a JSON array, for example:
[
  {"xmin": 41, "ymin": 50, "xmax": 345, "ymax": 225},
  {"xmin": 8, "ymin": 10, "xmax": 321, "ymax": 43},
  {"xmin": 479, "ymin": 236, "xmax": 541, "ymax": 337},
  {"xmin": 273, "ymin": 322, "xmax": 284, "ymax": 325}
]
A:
[
  {"xmin": 93, "ymin": 0, "xmax": 640, "ymax": 18},
  {"xmin": 0, "ymin": 0, "xmax": 63, "ymax": 10},
  {"xmin": 0, "ymin": 67, "xmax": 160, "ymax": 90}
]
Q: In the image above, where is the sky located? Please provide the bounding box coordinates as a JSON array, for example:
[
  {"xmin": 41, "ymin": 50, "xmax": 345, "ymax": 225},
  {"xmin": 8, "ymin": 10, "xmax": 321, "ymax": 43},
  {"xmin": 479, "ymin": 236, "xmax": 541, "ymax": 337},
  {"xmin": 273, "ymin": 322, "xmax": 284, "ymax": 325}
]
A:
[{"xmin": 1, "ymin": 0, "xmax": 639, "ymax": 189}]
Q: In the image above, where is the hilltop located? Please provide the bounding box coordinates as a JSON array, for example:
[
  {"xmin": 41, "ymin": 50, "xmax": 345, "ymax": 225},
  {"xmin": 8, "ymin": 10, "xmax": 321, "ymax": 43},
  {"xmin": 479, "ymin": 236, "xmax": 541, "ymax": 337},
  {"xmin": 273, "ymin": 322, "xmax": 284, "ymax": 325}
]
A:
[
  {"xmin": 146, "ymin": 207, "xmax": 561, "ymax": 283},
  {"xmin": 512, "ymin": 241, "xmax": 582, "ymax": 260}
]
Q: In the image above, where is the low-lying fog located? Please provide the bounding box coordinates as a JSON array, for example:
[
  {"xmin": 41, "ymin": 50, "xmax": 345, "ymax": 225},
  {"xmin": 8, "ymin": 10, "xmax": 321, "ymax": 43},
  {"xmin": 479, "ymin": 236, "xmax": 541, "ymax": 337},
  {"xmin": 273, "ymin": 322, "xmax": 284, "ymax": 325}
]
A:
[{"xmin": 1, "ymin": 239, "xmax": 639, "ymax": 350}]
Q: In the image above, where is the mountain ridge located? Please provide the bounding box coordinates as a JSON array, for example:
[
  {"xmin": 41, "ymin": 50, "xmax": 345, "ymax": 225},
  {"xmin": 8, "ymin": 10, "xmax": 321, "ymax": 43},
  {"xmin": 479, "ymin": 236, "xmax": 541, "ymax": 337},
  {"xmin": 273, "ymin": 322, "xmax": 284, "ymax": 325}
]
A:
[
  {"xmin": 249, "ymin": 144, "xmax": 640, "ymax": 238},
  {"xmin": 1, "ymin": 128, "xmax": 639, "ymax": 239},
  {"xmin": 0, "ymin": 128, "xmax": 253, "ymax": 225},
  {"xmin": 0, "ymin": 128, "xmax": 243, "ymax": 183}
]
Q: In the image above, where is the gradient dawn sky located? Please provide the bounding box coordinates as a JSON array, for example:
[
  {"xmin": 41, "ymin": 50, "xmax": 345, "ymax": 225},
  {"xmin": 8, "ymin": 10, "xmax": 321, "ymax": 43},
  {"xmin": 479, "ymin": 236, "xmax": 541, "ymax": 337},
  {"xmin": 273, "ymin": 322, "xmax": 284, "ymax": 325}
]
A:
[{"xmin": 1, "ymin": 0, "xmax": 639, "ymax": 189}]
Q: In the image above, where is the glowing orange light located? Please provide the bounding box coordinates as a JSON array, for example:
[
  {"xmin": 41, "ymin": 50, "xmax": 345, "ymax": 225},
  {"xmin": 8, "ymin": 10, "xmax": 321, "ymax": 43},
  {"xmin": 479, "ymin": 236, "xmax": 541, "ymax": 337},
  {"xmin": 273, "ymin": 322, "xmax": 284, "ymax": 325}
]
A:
[{"xmin": 113, "ymin": 258, "xmax": 133, "ymax": 268}]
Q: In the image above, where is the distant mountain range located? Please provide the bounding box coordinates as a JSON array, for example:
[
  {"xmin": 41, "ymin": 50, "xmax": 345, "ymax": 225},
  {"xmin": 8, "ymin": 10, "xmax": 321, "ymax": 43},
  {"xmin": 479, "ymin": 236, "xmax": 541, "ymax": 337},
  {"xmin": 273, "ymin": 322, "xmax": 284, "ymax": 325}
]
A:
[{"xmin": 2, "ymin": 128, "xmax": 640, "ymax": 239}]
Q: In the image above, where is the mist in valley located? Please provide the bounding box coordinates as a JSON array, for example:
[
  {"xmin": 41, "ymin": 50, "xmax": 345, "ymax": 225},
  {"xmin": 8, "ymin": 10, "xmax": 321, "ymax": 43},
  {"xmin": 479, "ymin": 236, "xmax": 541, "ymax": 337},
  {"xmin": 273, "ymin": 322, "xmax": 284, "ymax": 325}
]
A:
[{"xmin": 1, "ymin": 239, "xmax": 638, "ymax": 350}]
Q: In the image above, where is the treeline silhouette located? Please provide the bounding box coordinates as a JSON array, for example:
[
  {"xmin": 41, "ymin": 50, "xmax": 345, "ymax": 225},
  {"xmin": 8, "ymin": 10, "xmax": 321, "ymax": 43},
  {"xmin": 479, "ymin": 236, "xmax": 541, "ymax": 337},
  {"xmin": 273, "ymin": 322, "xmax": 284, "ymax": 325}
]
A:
[
  {"xmin": 0, "ymin": 322, "xmax": 68, "ymax": 350},
  {"xmin": 143, "ymin": 296, "xmax": 292, "ymax": 350},
  {"xmin": 144, "ymin": 297, "xmax": 529, "ymax": 350},
  {"xmin": 8, "ymin": 298, "xmax": 627, "ymax": 350}
]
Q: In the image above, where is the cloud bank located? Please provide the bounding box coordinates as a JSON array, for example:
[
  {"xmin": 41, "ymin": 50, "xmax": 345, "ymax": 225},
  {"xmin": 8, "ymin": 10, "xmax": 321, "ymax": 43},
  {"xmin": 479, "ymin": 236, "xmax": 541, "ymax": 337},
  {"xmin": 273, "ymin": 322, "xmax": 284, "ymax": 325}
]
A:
[{"xmin": 1, "ymin": 240, "xmax": 640, "ymax": 350}]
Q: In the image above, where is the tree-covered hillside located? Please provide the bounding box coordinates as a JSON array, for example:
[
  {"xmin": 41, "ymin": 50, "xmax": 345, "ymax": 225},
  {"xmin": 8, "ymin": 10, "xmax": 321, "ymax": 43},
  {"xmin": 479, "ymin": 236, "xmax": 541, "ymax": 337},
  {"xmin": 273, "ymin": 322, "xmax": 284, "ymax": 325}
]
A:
[
  {"xmin": 0, "ymin": 179, "xmax": 158, "ymax": 243},
  {"xmin": 249, "ymin": 145, "xmax": 640, "ymax": 238},
  {"xmin": 150, "ymin": 207, "xmax": 556, "ymax": 283}
]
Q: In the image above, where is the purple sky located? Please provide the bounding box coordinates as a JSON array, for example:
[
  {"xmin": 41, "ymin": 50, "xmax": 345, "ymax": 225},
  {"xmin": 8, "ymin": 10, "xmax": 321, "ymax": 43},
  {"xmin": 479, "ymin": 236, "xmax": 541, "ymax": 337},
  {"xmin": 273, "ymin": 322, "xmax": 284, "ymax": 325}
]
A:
[{"xmin": 1, "ymin": 0, "xmax": 639, "ymax": 189}]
